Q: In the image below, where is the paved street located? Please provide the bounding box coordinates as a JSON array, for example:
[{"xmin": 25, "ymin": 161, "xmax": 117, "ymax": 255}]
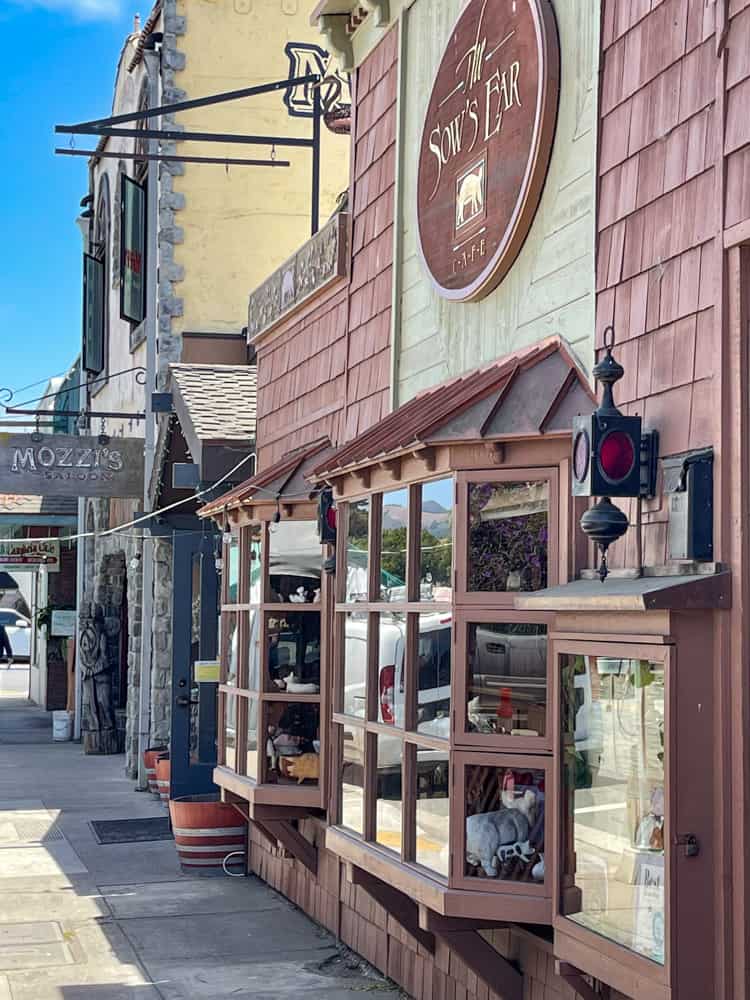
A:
[{"xmin": 0, "ymin": 667, "xmax": 397, "ymax": 1000}]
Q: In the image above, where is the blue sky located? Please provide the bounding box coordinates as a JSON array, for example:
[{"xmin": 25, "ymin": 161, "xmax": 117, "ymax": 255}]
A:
[{"xmin": 0, "ymin": 0, "xmax": 134, "ymax": 409}]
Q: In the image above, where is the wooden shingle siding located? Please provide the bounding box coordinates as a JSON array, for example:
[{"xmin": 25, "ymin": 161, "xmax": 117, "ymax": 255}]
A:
[
  {"xmin": 596, "ymin": 0, "xmax": 750, "ymax": 571},
  {"xmin": 254, "ymin": 29, "xmax": 397, "ymax": 467},
  {"xmin": 345, "ymin": 26, "xmax": 398, "ymax": 440},
  {"xmin": 247, "ymin": 822, "xmax": 593, "ymax": 1000},
  {"xmin": 393, "ymin": 0, "xmax": 599, "ymax": 404}
]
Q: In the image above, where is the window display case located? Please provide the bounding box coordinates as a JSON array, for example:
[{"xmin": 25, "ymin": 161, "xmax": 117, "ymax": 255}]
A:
[
  {"xmin": 216, "ymin": 511, "xmax": 329, "ymax": 811},
  {"xmin": 327, "ymin": 462, "xmax": 562, "ymax": 922}
]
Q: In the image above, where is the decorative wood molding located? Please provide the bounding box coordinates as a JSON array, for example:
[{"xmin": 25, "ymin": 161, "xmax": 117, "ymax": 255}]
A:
[
  {"xmin": 418, "ymin": 907, "xmax": 509, "ymax": 933},
  {"xmin": 247, "ymin": 212, "xmax": 349, "ymax": 342},
  {"xmin": 484, "ymin": 441, "xmax": 506, "ymax": 465},
  {"xmin": 379, "ymin": 457, "xmax": 401, "ymax": 481},
  {"xmin": 319, "ymin": 14, "xmax": 355, "ymax": 73},
  {"xmin": 354, "ymin": 467, "xmax": 371, "ymax": 489},
  {"xmin": 412, "ymin": 448, "xmax": 436, "ymax": 472}
]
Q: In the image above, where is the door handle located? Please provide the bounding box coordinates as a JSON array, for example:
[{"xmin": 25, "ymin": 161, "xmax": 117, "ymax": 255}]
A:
[{"xmin": 176, "ymin": 695, "xmax": 191, "ymax": 708}]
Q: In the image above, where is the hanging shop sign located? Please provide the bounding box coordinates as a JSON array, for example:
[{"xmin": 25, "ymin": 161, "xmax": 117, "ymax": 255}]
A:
[
  {"xmin": 0, "ymin": 538, "xmax": 60, "ymax": 572},
  {"xmin": 82, "ymin": 252, "xmax": 105, "ymax": 374},
  {"xmin": 416, "ymin": 0, "xmax": 559, "ymax": 302},
  {"xmin": 0, "ymin": 433, "xmax": 145, "ymax": 499},
  {"xmin": 120, "ymin": 174, "xmax": 147, "ymax": 325},
  {"xmin": 51, "ymin": 610, "xmax": 77, "ymax": 636}
]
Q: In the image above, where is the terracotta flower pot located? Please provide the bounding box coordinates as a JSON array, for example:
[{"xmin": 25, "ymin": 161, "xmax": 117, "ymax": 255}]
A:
[
  {"xmin": 155, "ymin": 757, "xmax": 171, "ymax": 804},
  {"xmin": 143, "ymin": 747, "xmax": 168, "ymax": 796},
  {"xmin": 168, "ymin": 795, "xmax": 247, "ymax": 872}
]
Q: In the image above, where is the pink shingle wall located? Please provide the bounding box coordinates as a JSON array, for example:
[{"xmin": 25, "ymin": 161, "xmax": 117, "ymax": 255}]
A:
[{"xmin": 595, "ymin": 0, "xmax": 748, "ymax": 568}]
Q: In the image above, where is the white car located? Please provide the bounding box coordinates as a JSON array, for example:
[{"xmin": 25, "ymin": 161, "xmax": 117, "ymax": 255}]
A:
[{"xmin": 0, "ymin": 609, "xmax": 31, "ymax": 661}]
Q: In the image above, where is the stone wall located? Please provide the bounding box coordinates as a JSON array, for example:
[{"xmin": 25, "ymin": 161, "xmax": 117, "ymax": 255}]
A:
[{"xmin": 150, "ymin": 536, "xmax": 173, "ymax": 745}]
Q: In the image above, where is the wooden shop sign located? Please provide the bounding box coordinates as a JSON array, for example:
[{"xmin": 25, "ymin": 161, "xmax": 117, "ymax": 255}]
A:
[
  {"xmin": 0, "ymin": 538, "xmax": 60, "ymax": 572},
  {"xmin": 0, "ymin": 433, "xmax": 145, "ymax": 499},
  {"xmin": 417, "ymin": 0, "xmax": 559, "ymax": 302}
]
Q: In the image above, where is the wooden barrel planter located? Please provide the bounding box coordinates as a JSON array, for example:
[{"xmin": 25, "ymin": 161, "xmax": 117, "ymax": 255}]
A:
[
  {"xmin": 168, "ymin": 795, "xmax": 247, "ymax": 873},
  {"xmin": 143, "ymin": 747, "xmax": 167, "ymax": 796},
  {"xmin": 155, "ymin": 756, "xmax": 171, "ymax": 804}
]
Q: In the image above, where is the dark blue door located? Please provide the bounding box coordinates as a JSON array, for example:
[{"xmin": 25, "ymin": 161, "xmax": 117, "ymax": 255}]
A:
[{"xmin": 170, "ymin": 527, "xmax": 219, "ymax": 798}]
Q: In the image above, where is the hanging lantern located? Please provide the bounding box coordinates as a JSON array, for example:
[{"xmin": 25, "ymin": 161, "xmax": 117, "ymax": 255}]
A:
[{"xmin": 573, "ymin": 326, "xmax": 658, "ymax": 581}]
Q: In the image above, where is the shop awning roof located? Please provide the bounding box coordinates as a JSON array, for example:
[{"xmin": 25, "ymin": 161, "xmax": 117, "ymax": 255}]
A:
[
  {"xmin": 312, "ymin": 336, "xmax": 594, "ymax": 479},
  {"xmin": 515, "ymin": 570, "xmax": 731, "ymax": 612},
  {"xmin": 170, "ymin": 363, "xmax": 257, "ymax": 453},
  {"xmin": 200, "ymin": 438, "xmax": 333, "ymax": 518}
]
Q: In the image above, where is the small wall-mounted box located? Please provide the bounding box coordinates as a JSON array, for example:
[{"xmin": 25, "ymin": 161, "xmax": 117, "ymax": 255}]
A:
[{"xmin": 663, "ymin": 448, "xmax": 713, "ymax": 561}]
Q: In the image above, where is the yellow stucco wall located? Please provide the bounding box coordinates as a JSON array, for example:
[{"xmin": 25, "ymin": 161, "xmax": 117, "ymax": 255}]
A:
[{"xmin": 172, "ymin": 0, "xmax": 350, "ymax": 334}]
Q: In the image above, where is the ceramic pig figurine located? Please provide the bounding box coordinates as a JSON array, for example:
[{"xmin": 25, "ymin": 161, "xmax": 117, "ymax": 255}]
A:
[
  {"xmin": 465, "ymin": 808, "xmax": 533, "ymax": 877},
  {"xmin": 285, "ymin": 752, "xmax": 320, "ymax": 784}
]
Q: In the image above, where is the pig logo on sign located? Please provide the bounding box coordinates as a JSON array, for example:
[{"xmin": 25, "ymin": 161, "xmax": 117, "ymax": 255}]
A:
[{"xmin": 456, "ymin": 160, "xmax": 485, "ymax": 231}]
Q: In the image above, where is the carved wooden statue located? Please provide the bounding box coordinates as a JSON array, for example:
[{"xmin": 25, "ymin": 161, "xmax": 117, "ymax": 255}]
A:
[{"xmin": 79, "ymin": 607, "xmax": 118, "ymax": 754}]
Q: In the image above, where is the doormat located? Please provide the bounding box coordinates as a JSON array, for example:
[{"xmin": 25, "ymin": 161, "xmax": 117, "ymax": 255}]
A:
[{"xmin": 89, "ymin": 817, "xmax": 173, "ymax": 845}]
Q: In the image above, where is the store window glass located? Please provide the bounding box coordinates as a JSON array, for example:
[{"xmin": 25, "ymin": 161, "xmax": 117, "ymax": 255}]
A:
[
  {"xmin": 376, "ymin": 612, "xmax": 405, "ymax": 727},
  {"xmin": 380, "ymin": 489, "xmax": 408, "ymax": 601},
  {"xmin": 342, "ymin": 612, "xmax": 368, "ymax": 718},
  {"xmin": 464, "ymin": 764, "xmax": 545, "ymax": 884},
  {"xmin": 466, "ymin": 623, "xmax": 547, "ymax": 737},
  {"xmin": 248, "ymin": 525, "xmax": 262, "ymax": 605},
  {"xmin": 340, "ymin": 723, "xmax": 365, "ymax": 834},
  {"xmin": 416, "ymin": 613, "xmax": 451, "ymax": 739},
  {"xmin": 246, "ymin": 698, "xmax": 258, "ymax": 780},
  {"xmin": 266, "ymin": 702, "xmax": 320, "ymax": 785},
  {"xmin": 268, "ymin": 521, "xmax": 321, "ymax": 603},
  {"xmin": 227, "ymin": 536, "xmax": 240, "ymax": 603},
  {"xmin": 467, "ymin": 481, "xmax": 549, "ymax": 592},
  {"xmin": 345, "ymin": 499, "xmax": 370, "ymax": 602},
  {"xmin": 419, "ymin": 479, "xmax": 453, "ymax": 600},
  {"xmin": 224, "ymin": 695, "xmax": 237, "ymax": 770},
  {"xmin": 561, "ymin": 655, "xmax": 665, "ymax": 964},
  {"xmin": 265, "ymin": 611, "xmax": 321, "ymax": 693},
  {"xmin": 224, "ymin": 613, "xmax": 238, "ymax": 686},
  {"xmin": 416, "ymin": 750, "xmax": 450, "ymax": 878},
  {"xmin": 375, "ymin": 734, "xmax": 403, "ymax": 854}
]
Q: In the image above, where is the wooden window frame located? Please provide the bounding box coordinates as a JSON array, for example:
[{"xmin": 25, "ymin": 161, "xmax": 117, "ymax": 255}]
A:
[
  {"xmin": 455, "ymin": 467, "xmax": 560, "ymax": 608},
  {"xmin": 451, "ymin": 750, "xmax": 553, "ymax": 897},
  {"xmin": 216, "ymin": 518, "xmax": 328, "ymax": 808},
  {"xmin": 551, "ymin": 638, "xmax": 673, "ymax": 991},
  {"xmin": 331, "ymin": 468, "xmax": 558, "ymax": 903},
  {"xmin": 453, "ymin": 608, "xmax": 555, "ymax": 753}
]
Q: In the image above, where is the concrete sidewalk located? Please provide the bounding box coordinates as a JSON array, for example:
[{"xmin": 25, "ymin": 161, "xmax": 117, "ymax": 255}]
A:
[{"xmin": 0, "ymin": 667, "xmax": 398, "ymax": 1000}]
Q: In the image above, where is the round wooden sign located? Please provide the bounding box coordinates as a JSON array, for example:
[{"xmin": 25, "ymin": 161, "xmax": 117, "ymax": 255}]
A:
[{"xmin": 416, "ymin": 0, "xmax": 559, "ymax": 302}]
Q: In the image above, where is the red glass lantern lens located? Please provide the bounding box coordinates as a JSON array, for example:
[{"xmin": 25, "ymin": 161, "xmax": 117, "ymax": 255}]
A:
[
  {"xmin": 573, "ymin": 430, "xmax": 590, "ymax": 482},
  {"xmin": 326, "ymin": 505, "xmax": 337, "ymax": 530},
  {"xmin": 598, "ymin": 430, "xmax": 636, "ymax": 482}
]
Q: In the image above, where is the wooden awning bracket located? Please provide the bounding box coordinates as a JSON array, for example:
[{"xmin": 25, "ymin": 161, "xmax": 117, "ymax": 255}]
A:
[
  {"xmin": 555, "ymin": 962, "xmax": 599, "ymax": 1000},
  {"xmin": 346, "ymin": 863, "xmax": 435, "ymax": 953},
  {"xmin": 416, "ymin": 906, "xmax": 523, "ymax": 1000},
  {"xmin": 253, "ymin": 818, "xmax": 319, "ymax": 875}
]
